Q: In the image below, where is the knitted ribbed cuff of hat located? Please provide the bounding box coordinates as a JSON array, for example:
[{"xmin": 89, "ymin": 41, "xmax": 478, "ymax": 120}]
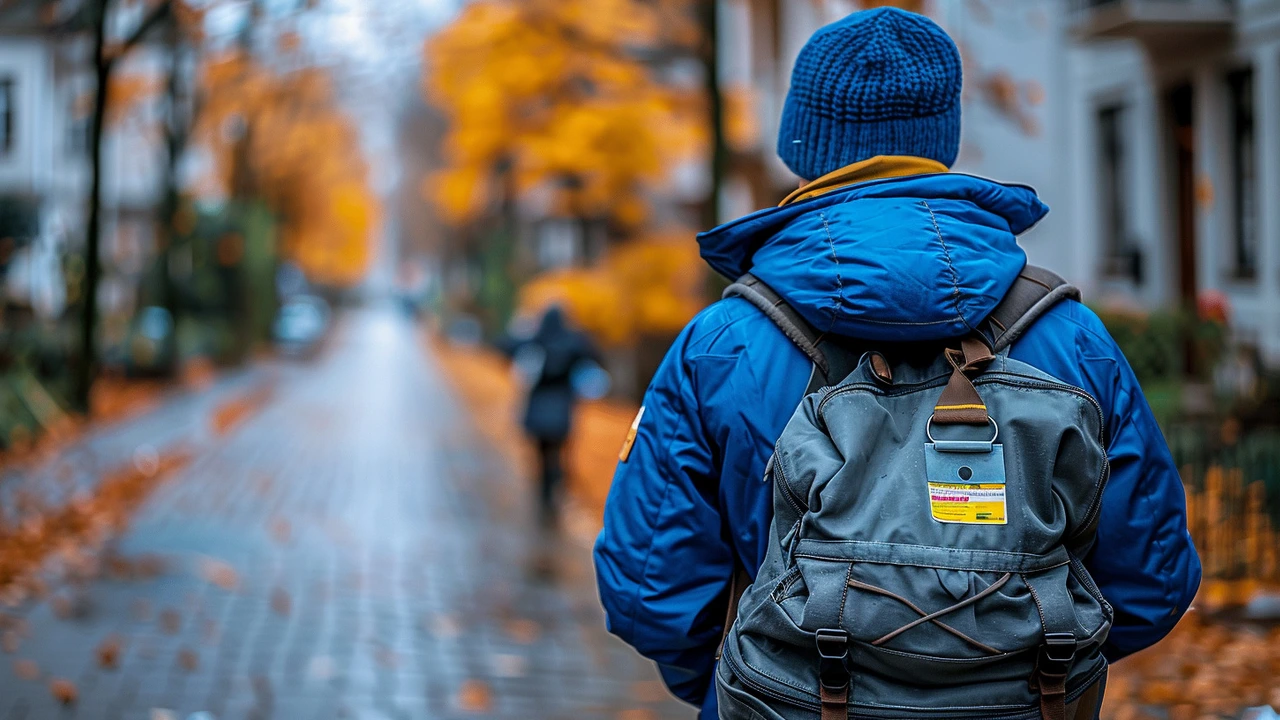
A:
[{"xmin": 777, "ymin": 101, "xmax": 961, "ymax": 182}]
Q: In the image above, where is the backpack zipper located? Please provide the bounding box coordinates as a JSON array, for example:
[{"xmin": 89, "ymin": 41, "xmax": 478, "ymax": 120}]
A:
[
  {"xmin": 815, "ymin": 378, "xmax": 948, "ymax": 420},
  {"xmin": 1067, "ymin": 551, "xmax": 1114, "ymax": 621},
  {"xmin": 771, "ymin": 441, "xmax": 808, "ymax": 515},
  {"xmin": 770, "ymin": 449, "xmax": 810, "ymax": 566}
]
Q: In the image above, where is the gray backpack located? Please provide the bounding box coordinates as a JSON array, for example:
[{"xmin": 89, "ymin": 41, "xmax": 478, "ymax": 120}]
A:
[{"xmin": 718, "ymin": 266, "xmax": 1112, "ymax": 720}]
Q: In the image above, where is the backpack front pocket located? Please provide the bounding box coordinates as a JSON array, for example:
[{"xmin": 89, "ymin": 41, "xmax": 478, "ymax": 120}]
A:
[
  {"xmin": 841, "ymin": 563, "xmax": 1045, "ymax": 667},
  {"xmin": 850, "ymin": 640, "xmax": 1029, "ymax": 683},
  {"xmin": 782, "ymin": 541, "xmax": 1110, "ymax": 709}
]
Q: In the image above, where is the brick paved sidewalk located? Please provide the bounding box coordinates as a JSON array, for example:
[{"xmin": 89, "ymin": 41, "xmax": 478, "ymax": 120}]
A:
[
  {"xmin": 0, "ymin": 366, "xmax": 269, "ymax": 513},
  {"xmin": 0, "ymin": 308, "xmax": 693, "ymax": 720}
]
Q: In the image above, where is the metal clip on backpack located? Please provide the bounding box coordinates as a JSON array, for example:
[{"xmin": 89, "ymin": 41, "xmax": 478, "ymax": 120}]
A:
[{"xmin": 718, "ymin": 267, "xmax": 1111, "ymax": 720}]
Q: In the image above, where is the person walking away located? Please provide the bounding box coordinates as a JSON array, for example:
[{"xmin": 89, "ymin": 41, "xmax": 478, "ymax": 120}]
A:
[
  {"xmin": 511, "ymin": 306, "xmax": 598, "ymax": 528},
  {"xmin": 593, "ymin": 7, "xmax": 1200, "ymax": 720}
]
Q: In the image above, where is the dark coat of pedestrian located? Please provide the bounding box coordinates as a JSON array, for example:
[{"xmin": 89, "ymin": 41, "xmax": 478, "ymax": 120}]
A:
[{"xmin": 509, "ymin": 306, "xmax": 599, "ymax": 524}]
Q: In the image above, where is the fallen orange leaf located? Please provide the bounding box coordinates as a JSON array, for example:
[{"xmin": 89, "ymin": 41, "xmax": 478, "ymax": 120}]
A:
[
  {"xmin": 49, "ymin": 678, "xmax": 77, "ymax": 704},
  {"xmin": 159, "ymin": 609, "xmax": 181, "ymax": 634},
  {"xmin": 504, "ymin": 618, "xmax": 540, "ymax": 644},
  {"xmin": 456, "ymin": 679, "xmax": 492, "ymax": 712},
  {"xmin": 199, "ymin": 558, "xmax": 240, "ymax": 591},
  {"xmin": 270, "ymin": 518, "xmax": 291, "ymax": 544},
  {"xmin": 13, "ymin": 659, "xmax": 38, "ymax": 680},
  {"xmin": 210, "ymin": 388, "xmax": 272, "ymax": 436},
  {"xmin": 177, "ymin": 648, "xmax": 198, "ymax": 672},
  {"xmin": 0, "ymin": 452, "xmax": 188, "ymax": 597},
  {"xmin": 96, "ymin": 635, "xmax": 123, "ymax": 669}
]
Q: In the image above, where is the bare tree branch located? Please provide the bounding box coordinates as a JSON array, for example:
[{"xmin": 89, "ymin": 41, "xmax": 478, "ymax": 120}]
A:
[{"xmin": 106, "ymin": 0, "xmax": 173, "ymax": 67}]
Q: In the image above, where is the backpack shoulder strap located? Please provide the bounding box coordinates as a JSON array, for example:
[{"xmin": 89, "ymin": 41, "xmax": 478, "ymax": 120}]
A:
[
  {"xmin": 986, "ymin": 265, "xmax": 1082, "ymax": 353},
  {"xmin": 723, "ymin": 273, "xmax": 830, "ymax": 382},
  {"xmin": 716, "ymin": 273, "xmax": 811, "ymax": 662},
  {"xmin": 726, "ymin": 267, "xmax": 1081, "ymax": 371}
]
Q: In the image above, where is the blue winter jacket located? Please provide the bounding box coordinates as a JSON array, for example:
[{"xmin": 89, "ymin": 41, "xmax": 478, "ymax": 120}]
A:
[{"xmin": 593, "ymin": 172, "xmax": 1201, "ymax": 717}]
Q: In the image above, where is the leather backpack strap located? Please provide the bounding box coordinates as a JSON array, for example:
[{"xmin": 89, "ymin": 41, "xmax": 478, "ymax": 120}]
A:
[
  {"xmin": 714, "ymin": 562, "xmax": 752, "ymax": 661},
  {"xmin": 930, "ymin": 265, "xmax": 1081, "ymax": 428},
  {"xmin": 932, "ymin": 336, "xmax": 996, "ymax": 426},
  {"xmin": 723, "ymin": 273, "xmax": 829, "ymax": 381},
  {"xmin": 724, "ymin": 273, "xmax": 866, "ymax": 394},
  {"xmin": 987, "ymin": 265, "xmax": 1082, "ymax": 353}
]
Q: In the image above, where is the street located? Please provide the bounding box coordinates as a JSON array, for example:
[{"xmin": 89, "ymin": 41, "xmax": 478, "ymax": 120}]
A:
[{"xmin": 0, "ymin": 308, "xmax": 691, "ymax": 720}]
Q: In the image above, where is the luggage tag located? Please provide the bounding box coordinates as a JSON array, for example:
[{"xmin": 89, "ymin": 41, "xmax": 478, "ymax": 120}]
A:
[{"xmin": 923, "ymin": 418, "xmax": 1007, "ymax": 525}]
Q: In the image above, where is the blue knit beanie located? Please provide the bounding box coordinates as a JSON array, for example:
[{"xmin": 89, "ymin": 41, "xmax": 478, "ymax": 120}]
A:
[{"xmin": 777, "ymin": 7, "xmax": 963, "ymax": 180}]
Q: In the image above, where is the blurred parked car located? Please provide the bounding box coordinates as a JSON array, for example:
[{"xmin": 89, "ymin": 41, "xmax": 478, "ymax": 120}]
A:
[
  {"xmin": 273, "ymin": 295, "xmax": 331, "ymax": 357},
  {"xmin": 125, "ymin": 306, "xmax": 177, "ymax": 377}
]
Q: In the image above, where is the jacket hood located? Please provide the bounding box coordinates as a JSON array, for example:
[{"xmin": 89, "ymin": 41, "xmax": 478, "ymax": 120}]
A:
[{"xmin": 698, "ymin": 173, "xmax": 1048, "ymax": 342}]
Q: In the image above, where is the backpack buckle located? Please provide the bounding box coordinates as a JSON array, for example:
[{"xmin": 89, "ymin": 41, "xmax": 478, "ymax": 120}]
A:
[
  {"xmin": 815, "ymin": 628, "xmax": 850, "ymax": 692},
  {"xmin": 1036, "ymin": 632, "xmax": 1077, "ymax": 679}
]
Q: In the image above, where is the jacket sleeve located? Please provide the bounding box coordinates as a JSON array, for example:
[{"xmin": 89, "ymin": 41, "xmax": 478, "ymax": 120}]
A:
[
  {"xmin": 1025, "ymin": 305, "xmax": 1201, "ymax": 660},
  {"xmin": 593, "ymin": 326, "xmax": 732, "ymax": 705}
]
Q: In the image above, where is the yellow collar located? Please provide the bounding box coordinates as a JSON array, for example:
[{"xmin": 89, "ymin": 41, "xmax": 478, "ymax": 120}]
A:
[{"xmin": 780, "ymin": 155, "xmax": 949, "ymax": 207}]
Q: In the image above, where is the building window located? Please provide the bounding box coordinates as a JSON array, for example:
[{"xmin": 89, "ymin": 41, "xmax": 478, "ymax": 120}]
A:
[
  {"xmin": 0, "ymin": 78, "xmax": 14, "ymax": 155},
  {"xmin": 1097, "ymin": 103, "xmax": 1139, "ymax": 281},
  {"xmin": 1227, "ymin": 68, "xmax": 1257, "ymax": 280}
]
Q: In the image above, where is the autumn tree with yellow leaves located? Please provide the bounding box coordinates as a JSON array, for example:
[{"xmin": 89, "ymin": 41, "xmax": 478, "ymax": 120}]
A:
[
  {"xmin": 424, "ymin": 0, "xmax": 704, "ymax": 230},
  {"xmin": 424, "ymin": 0, "xmax": 712, "ymax": 350},
  {"xmin": 518, "ymin": 232, "xmax": 706, "ymax": 348},
  {"xmin": 192, "ymin": 54, "xmax": 379, "ymax": 288}
]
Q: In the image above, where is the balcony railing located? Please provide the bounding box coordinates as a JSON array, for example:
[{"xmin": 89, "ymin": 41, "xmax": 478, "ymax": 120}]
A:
[{"xmin": 1070, "ymin": 0, "xmax": 1235, "ymax": 49}]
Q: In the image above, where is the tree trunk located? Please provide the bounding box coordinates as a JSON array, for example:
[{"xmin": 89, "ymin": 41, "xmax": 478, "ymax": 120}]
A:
[
  {"xmin": 700, "ymin": 0, "xmax": 725, "ymax": 231},
  {"xmin": 74, "ymin": 0, "xmax": 111, "ymax": 412},
  {"xmin": 159, "ymin": 12, "xmax": 186, "ymax": 338}
]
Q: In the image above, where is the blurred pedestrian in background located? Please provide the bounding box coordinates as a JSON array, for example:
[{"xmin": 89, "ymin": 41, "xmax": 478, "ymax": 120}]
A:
[{"xmin": 507, "ymin": 306, "xmax": 602, "ymax": 528}]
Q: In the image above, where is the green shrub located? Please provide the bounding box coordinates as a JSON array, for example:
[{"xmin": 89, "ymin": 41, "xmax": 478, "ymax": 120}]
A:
[{"xmin": 1094, "ymin": 307, "xmax": 1226, "ymax": 385}]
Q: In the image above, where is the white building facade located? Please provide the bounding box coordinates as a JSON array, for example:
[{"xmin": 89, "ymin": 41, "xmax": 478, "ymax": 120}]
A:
[
  {"xmin": 0, "ymin": 29, "xmax": 78, "ymax": 319},
  {"xmin": 0, "ymin": 7, "xmax": 167, "ymax": 322},
  {"xmin": 1062, "ymin": 0, "xmax": 1280, "ymax": 364},
  {"xmin": 719, "ymin": 0, "xmax": 1280, "ymax": 363}
]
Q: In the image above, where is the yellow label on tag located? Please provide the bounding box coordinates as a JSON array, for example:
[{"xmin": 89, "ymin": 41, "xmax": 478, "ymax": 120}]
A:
[
  {"xmin": 619, "ymin": 406, "xmax": 645, "ymax": 462},
  {"xmin": 927, "ymin": 482, "xmax": 1007, "ymax": 524}
]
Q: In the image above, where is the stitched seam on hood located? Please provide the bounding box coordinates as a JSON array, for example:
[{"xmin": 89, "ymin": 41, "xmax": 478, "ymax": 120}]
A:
[
  {"xmin": 852, "ymin": 316, "xmax": 963, "ymax": 326},
  {"xmin": 920, "ymin": 200, "xmax": 976, "ymax": 333},
  {"xmin": 819, "ymin": 211, "xmax": 841, "ymax": 334},
  {"xmin": 698, "ymin": 173, "xmax": 1042, "ymax": 247}
]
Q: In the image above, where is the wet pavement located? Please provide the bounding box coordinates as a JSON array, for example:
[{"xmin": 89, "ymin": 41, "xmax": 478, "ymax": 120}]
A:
[{"xmin": 0, "ymin": 308, "xmax": 692, "ymax": 720}]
